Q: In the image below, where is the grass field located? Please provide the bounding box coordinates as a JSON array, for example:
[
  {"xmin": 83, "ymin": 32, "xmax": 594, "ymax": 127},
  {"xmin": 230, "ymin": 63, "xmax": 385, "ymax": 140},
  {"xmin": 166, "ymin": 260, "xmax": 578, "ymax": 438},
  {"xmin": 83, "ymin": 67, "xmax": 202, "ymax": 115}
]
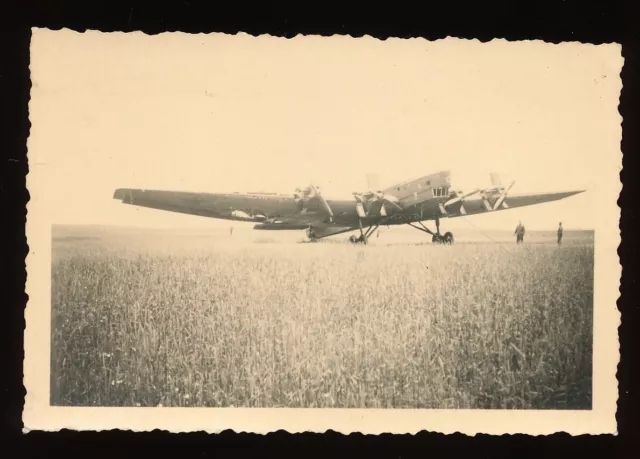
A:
[{"xmin": 50, "ymin": 225, "xmax": 594, "ymax": 409}]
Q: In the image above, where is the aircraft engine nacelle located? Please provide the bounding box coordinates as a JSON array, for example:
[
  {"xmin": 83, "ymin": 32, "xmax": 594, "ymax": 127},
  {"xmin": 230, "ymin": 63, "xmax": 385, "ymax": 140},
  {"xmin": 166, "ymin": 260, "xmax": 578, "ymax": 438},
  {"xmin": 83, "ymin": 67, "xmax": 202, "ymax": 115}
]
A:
[{"xmin": 294, "ymin": 196, "xmax": 318, "ymax": 212}]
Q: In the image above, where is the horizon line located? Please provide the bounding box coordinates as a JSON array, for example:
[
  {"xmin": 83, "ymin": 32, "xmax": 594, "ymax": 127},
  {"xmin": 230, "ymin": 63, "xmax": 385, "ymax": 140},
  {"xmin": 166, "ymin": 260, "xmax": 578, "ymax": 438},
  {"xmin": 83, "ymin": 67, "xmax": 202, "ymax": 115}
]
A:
[{"xmin": 51, "ymin": 223, "xmax": 595, "ymax": 231}]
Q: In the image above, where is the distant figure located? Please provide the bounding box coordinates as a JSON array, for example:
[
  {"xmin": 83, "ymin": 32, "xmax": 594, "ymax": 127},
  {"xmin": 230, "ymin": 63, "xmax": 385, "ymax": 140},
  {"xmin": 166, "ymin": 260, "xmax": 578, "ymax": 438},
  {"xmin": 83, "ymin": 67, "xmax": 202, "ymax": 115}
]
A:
[
  {"xmin": 514, "ymin": 221, "xmax": 525, "ymax": 244},
  {"xmin": 557, "ymin": 222, "xmax": 563, "ymax": 245},
  {"xmin": 230, "ymin": 227, "xmax": 234, "ymax": 236}
]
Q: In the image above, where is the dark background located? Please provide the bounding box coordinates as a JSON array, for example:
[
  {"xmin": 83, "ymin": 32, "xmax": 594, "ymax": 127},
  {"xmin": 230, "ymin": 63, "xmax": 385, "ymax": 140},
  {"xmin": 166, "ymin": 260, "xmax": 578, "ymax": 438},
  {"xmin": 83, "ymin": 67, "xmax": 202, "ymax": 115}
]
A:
[{"xmin": 2, "ymin": 0, "xmax": 638, "ymax": 457}]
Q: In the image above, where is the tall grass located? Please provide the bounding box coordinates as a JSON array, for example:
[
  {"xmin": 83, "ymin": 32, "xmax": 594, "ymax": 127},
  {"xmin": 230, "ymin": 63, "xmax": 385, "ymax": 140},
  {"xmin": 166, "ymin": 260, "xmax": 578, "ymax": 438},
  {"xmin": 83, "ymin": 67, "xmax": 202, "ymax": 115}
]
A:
[{"xmin": 50, "ymin": 230, "xmax": 593, "ymax": 409}]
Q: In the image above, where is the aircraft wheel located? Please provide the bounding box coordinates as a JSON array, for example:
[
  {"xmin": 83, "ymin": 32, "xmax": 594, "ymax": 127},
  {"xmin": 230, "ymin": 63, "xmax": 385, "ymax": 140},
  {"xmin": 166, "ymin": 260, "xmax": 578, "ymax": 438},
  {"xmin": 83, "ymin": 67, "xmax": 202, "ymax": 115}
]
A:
[
  {"xmin": 443, "ymin": 232, "xmax": 454, "ymax": 244},
  {"xmin": 432, "ymin": 234, "xmax": 442, "ymax": 244},
  {"xmin": 306, "ymin": 227, "xmax": 318, "ymax": 240},
  {"xmin": 349, "ymin": 235, "xmax": 359, "ymax": 244}
]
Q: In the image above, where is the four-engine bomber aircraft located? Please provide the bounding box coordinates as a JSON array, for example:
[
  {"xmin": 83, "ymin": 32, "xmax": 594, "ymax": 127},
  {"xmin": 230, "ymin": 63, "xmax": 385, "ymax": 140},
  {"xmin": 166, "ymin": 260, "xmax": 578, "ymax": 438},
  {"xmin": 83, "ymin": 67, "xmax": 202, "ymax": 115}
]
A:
[{"xmin": 113, "ymin": 171, "xmax": 584, "ymax": 244}]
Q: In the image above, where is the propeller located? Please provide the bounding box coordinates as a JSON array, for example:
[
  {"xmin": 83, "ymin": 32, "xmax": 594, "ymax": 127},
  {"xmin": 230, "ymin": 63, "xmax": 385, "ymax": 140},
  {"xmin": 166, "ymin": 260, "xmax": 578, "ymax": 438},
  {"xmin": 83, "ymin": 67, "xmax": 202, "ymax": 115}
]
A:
[
  {"xmin": 443, "ymin": 188, "xmax": 482, "ymax": 209},
  {"xmin": 352, "ymin": 190, "xmax": 402, "ymax": 218},
  {"xmin": 294, "ymin": 184, "xmax": 334, "ymax": 221},
  {"xmin": 352, "ymin": 192, "xmax": 369, "ymax": 217},
  {"xmin": 478, "ymin": 176, "xmax": 515, "ymax": 211},
  {"xmin": 440, "ymin": 173, "xmax": 515, "ymax": 214},
  {"xmin": 444, "ymin": 189, "xmax": 481, "ymax": 215},
  {"xmin": 294, "ymin": 184, "xmax": 320, "ymax": 200},
  {"xmin": 492, "ymin": 180, "xmax": 515, "ymax": 210}
]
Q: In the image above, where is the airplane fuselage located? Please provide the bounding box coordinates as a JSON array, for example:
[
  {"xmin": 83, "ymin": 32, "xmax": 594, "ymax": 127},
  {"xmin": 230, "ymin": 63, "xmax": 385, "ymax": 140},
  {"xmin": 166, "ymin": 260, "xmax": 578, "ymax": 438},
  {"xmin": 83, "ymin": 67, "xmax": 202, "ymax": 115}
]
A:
[{"xmin": 179, "ymin": 192, "xmax": 452, "ymax": 225}]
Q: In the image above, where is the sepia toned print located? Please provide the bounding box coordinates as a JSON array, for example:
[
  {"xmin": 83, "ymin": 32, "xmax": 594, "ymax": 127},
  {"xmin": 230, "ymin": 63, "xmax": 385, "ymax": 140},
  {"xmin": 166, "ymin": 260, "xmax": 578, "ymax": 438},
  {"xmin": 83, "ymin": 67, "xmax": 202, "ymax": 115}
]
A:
[{"xmin": 25, "ymin": 29, "xmax": 622, "ymax": 434}]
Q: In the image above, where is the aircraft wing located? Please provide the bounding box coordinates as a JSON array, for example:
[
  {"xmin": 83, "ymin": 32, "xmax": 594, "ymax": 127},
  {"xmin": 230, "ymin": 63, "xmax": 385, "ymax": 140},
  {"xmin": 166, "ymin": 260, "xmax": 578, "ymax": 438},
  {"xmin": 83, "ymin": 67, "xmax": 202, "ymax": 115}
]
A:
[
  {"xmin": 441, "ymin": 190, "xmax": 585, "ymax": 218},
  {"xmin": 113, "ymin": 188, "xmax": 270, "ymax": 222},
  {"xmin": 113, "ymin": 187, "xmax": 336, "ymax": 226}
]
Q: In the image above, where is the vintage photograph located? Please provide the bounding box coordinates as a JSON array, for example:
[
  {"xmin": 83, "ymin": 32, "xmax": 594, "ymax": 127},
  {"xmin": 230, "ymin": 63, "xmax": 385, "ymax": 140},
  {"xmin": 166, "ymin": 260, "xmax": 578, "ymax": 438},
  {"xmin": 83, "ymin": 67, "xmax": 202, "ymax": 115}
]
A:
[{"xmin": 24, "ymin": 30, "xmax": 622, "ymax": 434}]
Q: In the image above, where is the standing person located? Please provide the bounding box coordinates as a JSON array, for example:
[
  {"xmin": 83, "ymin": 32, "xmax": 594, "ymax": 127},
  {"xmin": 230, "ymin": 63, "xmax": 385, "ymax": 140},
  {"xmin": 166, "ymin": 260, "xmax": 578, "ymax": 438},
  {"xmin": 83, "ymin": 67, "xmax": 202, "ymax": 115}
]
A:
[
  {"xmin": 557, "ymin": 222, "xmax": 563, "ymax": 245},
  {"xmin": 514, "ymin": 221, "xmax": 525, "ymax": 244}
]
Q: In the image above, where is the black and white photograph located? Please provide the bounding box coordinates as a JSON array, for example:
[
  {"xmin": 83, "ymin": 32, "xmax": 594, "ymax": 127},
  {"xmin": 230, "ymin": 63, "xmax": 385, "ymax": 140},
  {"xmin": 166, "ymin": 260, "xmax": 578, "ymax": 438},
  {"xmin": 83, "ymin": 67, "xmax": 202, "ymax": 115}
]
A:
[{"xmin": 23, "ymin": 29, "xmax": 622, "ymax": 435}]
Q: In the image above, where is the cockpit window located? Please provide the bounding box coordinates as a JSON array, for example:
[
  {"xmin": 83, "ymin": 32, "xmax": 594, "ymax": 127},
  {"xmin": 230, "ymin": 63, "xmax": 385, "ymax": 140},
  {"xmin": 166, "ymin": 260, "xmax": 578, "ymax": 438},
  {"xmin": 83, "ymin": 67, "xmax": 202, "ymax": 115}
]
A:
[{"xmin": 432, "ymin": 187, "xmax": 450, "ymax": 198}]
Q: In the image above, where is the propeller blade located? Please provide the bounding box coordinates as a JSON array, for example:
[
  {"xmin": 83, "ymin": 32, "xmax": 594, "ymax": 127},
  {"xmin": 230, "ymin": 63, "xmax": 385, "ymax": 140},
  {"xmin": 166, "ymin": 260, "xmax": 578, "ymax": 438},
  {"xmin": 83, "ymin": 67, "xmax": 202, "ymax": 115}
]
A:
[
  {"xmin": 316, "ymin": 194, "xmax": 333, "ymax": 217},
  {"xmin": 444, "ymin": 188, "xmax": 481, "ymax": 208},
  {"xmin": 444, "ymin": 197, "xmax": 460, "ymax": 207},
  {"xmin": 295, "ymin": 184, "xmax": 334, "ymax": 218},
  {"xmin": 376, "ymin": 192, "xmax": 402, "ymax": 211},
  {"xmin": 386, "ymin": 200, "xmax": 403, "ymax": 211},
  {"xmin": 492, "ymin": 180, "xmax": 515, "ymax": 210}
]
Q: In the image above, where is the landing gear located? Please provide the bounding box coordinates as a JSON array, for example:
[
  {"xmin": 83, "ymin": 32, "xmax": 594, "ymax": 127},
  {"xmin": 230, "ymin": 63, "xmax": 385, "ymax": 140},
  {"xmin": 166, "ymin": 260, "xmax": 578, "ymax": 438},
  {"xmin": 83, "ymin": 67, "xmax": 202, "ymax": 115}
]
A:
[
  {"xmin": 407, "ymin": 215, "xmax": 454, "ymax": 244},
  {"xmin": 432, "ymin": 232, "xmax": 454, "ymax": 244},
  {"xmin": 305, "ymin": 226, "xmax": 319, "ymax": 243},
  {"xmin": 349, "ymin": 219, "xmax": 381, "ymax": 244}
]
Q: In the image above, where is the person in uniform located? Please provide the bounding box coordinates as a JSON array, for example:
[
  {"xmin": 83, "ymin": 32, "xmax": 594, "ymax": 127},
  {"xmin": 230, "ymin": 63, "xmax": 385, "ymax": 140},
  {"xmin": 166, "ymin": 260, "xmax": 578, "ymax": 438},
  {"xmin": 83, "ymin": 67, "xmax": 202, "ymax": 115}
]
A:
[
  {"xmin": 514, "ymin": 221, "xmax": 525, "ymax": 244},
  {"xmin": 557, "ymin": 222, "xmax": 563, "ymax": 245}
]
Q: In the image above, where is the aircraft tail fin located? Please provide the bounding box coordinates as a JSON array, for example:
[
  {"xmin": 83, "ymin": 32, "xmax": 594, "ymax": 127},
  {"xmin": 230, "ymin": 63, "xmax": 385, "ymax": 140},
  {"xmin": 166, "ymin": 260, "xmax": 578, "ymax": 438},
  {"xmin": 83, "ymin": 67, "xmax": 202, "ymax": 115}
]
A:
[
  {"xmin": 490, "ymin": 172, "xmax": 503, "ymax": 188},
  {"xmin": 366, "ymin": 173, "xmax": 381, "ymax": 191}
]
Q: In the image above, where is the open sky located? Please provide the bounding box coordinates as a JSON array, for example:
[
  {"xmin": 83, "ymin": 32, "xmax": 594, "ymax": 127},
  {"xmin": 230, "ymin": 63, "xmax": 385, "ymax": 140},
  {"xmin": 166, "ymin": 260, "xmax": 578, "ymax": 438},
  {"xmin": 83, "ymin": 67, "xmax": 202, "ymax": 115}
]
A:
[{"xmin": 29, "ymin": 31, "xmax": 622, "ymax": 230}]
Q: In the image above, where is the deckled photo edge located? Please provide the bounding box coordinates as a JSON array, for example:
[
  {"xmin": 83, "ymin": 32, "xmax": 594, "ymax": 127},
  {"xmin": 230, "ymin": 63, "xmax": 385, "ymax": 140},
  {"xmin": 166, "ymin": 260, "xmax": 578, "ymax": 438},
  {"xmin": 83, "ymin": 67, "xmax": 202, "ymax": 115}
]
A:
[{"xmin": 22, "ymin": 29, "xmax": 623, "ymax": 435}]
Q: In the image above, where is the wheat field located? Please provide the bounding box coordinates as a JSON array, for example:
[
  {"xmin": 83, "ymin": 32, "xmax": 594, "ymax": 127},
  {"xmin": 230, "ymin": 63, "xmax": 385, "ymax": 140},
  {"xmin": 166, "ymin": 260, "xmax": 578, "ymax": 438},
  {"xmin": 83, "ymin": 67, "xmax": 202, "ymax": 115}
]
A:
[{"xmin": 50, "ymin": 225, "xmax": 594, "ymax": 409}]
